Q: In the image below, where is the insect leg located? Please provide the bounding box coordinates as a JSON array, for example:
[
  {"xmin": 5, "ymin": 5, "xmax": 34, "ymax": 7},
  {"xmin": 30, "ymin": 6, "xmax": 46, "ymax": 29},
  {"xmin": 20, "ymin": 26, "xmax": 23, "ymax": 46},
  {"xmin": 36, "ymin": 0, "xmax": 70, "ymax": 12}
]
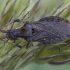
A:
[
  {"xmin": 26, "ymin": 42, "xmax": 33, "ymax": 49},
  {"xmin": 10, "ymin": 19, "xmax": 20, "ymax": 29},
  {"xmin": 15, "ymin": 44, "xmax": 23, "ymax": 48},
  {"xmin": 14, "ymin": 19, "xmax": 20, "ymax": 23}
]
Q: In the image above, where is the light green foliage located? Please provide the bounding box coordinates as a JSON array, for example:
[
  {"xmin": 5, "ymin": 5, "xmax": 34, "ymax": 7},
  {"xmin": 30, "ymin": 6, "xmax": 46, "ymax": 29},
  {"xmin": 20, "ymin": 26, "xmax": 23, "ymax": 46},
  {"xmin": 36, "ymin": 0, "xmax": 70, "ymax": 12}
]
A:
[{"xmin": 0, "ymin": 0, "xmax": 70, "ymax": 70}]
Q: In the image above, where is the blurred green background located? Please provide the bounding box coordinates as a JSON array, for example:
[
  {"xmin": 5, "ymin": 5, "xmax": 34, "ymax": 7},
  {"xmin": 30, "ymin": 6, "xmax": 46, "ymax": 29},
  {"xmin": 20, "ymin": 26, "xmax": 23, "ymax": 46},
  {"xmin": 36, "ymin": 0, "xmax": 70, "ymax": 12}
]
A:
[
  {"xmin": 0, "ymin": 0, "xmax": 70, "ymax": 70},
  {"xmin": 19, "ymin": 62, "xmax": 70, "ymax": 70}
]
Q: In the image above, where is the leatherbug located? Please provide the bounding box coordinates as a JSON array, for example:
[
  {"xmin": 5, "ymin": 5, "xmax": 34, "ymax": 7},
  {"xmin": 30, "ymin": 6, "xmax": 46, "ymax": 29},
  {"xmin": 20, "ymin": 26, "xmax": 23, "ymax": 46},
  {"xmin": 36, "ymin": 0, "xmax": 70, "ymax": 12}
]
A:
[{"xmin": 0, "ymin": 16, "xmax": 70, "ymax": 48}]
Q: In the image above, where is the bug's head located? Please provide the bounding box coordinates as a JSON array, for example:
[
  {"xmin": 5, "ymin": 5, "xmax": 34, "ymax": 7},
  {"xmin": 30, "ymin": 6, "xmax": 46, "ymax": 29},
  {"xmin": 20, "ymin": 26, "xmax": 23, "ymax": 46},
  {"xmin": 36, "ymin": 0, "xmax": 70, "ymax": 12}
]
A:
[
  {"xmin": 6, "ymin": 29, "xmax": 19, "ymax": 40},
  {"xmin": 0, "ymin": 28, "xmax": 19, "ymax": 40}
]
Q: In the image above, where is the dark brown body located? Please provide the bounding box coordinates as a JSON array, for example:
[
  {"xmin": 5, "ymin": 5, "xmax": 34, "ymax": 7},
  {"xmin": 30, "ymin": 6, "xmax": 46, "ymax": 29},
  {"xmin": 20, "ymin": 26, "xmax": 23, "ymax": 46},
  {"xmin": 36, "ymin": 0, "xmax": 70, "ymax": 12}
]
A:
[{"xmin": 6, "ymin": 16, "xmax": 70, "ymax": 45}]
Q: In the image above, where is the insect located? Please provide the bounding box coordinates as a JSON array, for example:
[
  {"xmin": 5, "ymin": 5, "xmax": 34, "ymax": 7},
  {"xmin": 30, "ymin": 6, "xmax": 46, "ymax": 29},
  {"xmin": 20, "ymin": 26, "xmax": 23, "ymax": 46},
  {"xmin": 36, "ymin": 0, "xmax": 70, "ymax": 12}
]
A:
[{"xmin": 0, "ymin": 16, "xmax": 70, "ymax": 48}]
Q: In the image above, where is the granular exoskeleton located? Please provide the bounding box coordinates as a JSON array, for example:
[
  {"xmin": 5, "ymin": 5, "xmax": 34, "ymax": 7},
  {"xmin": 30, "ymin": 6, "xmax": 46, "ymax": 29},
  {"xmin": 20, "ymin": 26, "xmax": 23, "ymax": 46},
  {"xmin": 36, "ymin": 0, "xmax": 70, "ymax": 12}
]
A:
[{"xmin": 1, "ymin": 16, "xmax": 70, "ymax": 48}]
